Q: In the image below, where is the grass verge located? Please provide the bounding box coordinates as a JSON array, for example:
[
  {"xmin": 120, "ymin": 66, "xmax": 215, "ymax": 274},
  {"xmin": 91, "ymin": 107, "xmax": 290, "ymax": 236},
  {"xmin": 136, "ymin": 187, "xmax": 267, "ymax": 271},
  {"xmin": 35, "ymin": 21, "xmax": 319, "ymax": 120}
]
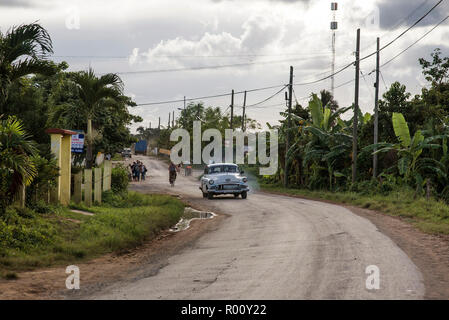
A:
[
  {"xmin": 0, "ymin": 191, "xmax": 184, "ymax": 278},
  {"xmin": 261, "ymin": 184, "xmax": 449, "ymax": 235}
]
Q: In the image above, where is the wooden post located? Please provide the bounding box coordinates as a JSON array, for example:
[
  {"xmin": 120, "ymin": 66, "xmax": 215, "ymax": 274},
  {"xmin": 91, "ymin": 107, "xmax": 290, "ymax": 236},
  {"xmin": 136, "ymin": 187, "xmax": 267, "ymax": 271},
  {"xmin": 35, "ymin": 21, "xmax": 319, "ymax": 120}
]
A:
[
  {"xmin": 373, "ymin": 37, "xmax": 380, "ymax": 178},
  {"xmin": 73, "ymin": 172, "xmax": 82, "ymax": 204},
  {"xmin": 352, "ymin": 28, "xmax": 360, "ymax": 184},
  {"xmin": 84, "ymin": 169, "xmax": 92, "ymax": 207},
  {"xmin": 94, "ymin": 167, "xmax": 102, "ymax": 204},
  {"xmin": 242, "ymin": 90, "xmax": 247, "ymax": 131},
  {"xmin": 284, "ymin": 66, "xmax": 293, "ymax": 188},
  {"xmin": 103, "ymin": 160, "xmax": 112, "ymax": 191},
  {"xmin": 230, "ymin": 89, "xmax": 234, "ymax": 129}
]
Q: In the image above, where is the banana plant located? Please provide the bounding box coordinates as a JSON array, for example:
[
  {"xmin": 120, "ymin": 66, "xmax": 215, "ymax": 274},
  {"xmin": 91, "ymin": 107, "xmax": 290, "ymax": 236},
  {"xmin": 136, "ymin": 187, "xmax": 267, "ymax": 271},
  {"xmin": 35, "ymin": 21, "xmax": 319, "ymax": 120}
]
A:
[
  {"xmin": 363, "ymin": 112, "xmax": 447, "ymax": 183},
  {"xmin": 307, "ymin": 93, "xmax": 351, "ymax": 131}
]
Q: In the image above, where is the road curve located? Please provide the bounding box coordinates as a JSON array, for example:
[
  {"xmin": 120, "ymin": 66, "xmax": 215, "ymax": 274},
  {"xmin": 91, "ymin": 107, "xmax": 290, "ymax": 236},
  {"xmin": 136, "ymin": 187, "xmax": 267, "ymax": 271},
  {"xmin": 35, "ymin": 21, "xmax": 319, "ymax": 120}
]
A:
[{"xmin": 93, "ymin": 156, "xmax": 424, "ymax": 299}]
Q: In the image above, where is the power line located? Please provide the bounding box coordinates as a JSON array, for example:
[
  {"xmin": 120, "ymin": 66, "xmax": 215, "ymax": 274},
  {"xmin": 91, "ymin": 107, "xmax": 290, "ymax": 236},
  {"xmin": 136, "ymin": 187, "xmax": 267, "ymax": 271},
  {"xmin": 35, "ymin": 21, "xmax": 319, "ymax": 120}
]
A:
[
  {"xmin": 360, "ymin": 0, "xmax": 432, "ymax": 52},
  {"xmin": 246, "ymin": 103, "xmax": 286, "ymax": 110},
  {"xmin": 238, "ymin": 85, "xmax": 288, "ymax": 109},
  {"xmin": 136, "ymin": 0, "xmax": 443, "ymax": 108},
  {"xmin": 381, "ymin": 14, "xmax": 449, "ymax": 68},
  {"xmin": 136, "ymin": 84, "xmax": 286, "ymax": 106},
  {"xmin": 54, "ymin": 52, "xmax": 333, "ymax": 59},
  {"xmin": 334, "ymin": 78, "xmax": 355, "ymax": 89},
  {"xmin": 360, "ymin": 69, "xmax": 374, "ymax": 101},
  {"xmin": 292, "ymin": 0, "xmax": 443, "ymax": 87},
  {"xmin": 359, "ymin": 0, "xmax": 443, "ymax": 63},
  {"xmin": 380, "ymin": 71, "xmax": 388, "ymax": 90},
  {"xmin": 116, "ymin": 56, "xmax": 332, "ymax": 75}
]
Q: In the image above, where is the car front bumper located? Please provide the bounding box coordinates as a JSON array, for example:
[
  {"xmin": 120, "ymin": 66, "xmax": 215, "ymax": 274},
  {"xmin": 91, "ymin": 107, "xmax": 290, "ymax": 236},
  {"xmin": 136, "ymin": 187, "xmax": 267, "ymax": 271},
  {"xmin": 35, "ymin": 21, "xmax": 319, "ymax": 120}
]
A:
[{"xmin": 201, "ymin": 184, "xmax": 249, "ymax": 194}]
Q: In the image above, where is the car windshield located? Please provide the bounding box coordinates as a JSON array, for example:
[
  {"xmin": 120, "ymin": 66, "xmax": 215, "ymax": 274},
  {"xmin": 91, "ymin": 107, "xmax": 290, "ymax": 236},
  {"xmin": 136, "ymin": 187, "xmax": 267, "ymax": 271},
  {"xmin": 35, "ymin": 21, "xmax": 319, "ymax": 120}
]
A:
[{"xmin": 208, "ymin": 165, "xmax": 238, "ymax": 174}]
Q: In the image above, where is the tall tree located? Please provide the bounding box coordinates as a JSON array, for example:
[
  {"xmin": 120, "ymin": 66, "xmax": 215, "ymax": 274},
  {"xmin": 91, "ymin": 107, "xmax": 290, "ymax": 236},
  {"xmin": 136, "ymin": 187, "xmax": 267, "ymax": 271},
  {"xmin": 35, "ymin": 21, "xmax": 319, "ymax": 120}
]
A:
[
  {"xmin": 0, "ymin": 116, "xmax": 38, "ymax": 213},
  {"xmin": 72, "ymin": 68, "xmax": 123, "ymax": 168},
  {"xmin": 0, "ymin": 23, "xmax": 55, "ymax": 112}
]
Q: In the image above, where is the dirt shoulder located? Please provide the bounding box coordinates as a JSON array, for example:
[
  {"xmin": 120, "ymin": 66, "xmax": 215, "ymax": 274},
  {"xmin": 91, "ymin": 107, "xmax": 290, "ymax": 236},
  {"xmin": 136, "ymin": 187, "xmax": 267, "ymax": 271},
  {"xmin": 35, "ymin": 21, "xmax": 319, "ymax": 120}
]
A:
[
  {"xmin": 0, "ymin": 202, "xmax": 226, "ymax": 300},
  {"xmin": 260, "ymin": 190, "xmax": 449, "ymax": 300}
]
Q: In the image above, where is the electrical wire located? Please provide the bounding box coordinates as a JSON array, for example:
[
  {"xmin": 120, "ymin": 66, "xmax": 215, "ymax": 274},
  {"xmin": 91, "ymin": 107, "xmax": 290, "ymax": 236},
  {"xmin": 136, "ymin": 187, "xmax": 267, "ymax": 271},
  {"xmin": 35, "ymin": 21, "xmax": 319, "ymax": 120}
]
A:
[
  {"xmin": 239, "ymin": 85, "xmax": 288, "ymax": 108},
  {"xmin": 292, "ymin": 0, "xmax": 443, "ymax": 87},
  {"xmin": 360, "ymin": 69, "xmax": 374, "ymax": 101},
  {"xmin": 381, "ymin": 14, "xmax": 449, "ymax": 68},
  {"xmin": 334, "ymin": 78, "xmax": 355, "ymax": 89},
  {"xmin": 380, "ymin": 71, "xmax": 388, "ymax": 90},
  {"xmin": 136, "ymin": 84, "xmax": 286, "ymax": 106},
  {"xmin": 360, "ymin": 0, "xmax": 432, "ymax": 52},
  {"xmin": 54, "ymin": 52, "xmax": 334, "ymax": 60},
  {"xmin": 136, "ymin": 0, "xmax": 444, "ymax": 108},
  {"xmin": 117, "ymin": 56, "xmax": 332, "ymax": 75},
  {"xmin": 359, "ymin": 0, "xmax": 443, "ymax": 63}
]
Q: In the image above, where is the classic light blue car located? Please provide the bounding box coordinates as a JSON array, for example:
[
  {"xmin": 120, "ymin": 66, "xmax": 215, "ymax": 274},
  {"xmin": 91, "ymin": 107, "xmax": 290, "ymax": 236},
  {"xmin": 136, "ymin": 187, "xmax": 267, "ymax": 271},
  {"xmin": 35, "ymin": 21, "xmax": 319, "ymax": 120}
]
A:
[{"xmin": 200, "ymin": 163, "xmax": 249, "ymax": 199}]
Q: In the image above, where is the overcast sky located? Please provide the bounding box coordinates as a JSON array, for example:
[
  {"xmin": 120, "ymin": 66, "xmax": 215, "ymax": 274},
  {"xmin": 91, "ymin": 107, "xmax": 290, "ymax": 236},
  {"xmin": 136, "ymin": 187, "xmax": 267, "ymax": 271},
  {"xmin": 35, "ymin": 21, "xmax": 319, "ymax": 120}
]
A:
[{"xmin": 1, "ymin": 0, "xmax": 448, "ymax": 132}]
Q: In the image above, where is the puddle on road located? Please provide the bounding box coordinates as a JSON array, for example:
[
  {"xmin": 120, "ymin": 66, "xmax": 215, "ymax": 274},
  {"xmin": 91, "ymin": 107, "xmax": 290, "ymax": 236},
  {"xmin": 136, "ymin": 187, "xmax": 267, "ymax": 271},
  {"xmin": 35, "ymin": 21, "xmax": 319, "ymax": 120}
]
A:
[{"xmin": 169, "ymin": 207, "xmax": 216, "ymax": 232}]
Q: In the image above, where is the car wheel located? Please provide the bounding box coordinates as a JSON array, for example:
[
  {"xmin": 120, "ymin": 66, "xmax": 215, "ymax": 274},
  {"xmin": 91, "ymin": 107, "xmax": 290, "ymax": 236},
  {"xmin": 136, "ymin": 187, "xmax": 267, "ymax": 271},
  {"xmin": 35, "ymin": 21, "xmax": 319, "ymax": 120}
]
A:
[
  {"xmin": 241, "ymin": 191, "xmax": 247, "ymax": 199},
  {"xmin": 233, "ymin": 193, "xmax": 239, "ymax": 198},
  {"xmin": 202, "ymin": 192, "xmax": 207, "ymax": 198},
  {"xmin": 207, "ymin": 192, "xmax": 214, "ymax": 200}
]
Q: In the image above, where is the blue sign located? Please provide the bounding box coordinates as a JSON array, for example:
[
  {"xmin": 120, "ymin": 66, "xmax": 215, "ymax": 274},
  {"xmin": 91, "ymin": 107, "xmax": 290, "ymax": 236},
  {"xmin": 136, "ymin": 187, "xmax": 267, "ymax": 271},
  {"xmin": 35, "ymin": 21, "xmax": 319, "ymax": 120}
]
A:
[{"xmin": 71, "ymin": 130, "xmax": 85, "ymax": 153}]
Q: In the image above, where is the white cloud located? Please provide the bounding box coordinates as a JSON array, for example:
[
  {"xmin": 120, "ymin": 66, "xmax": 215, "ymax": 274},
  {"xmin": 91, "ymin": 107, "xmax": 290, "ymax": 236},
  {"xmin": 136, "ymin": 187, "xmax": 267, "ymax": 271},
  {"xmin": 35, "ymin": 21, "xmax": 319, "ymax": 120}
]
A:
[
  {"xmin": 1, "ymin": 0, "xmax": 448, "ymax": 131},
  {"xmin": 128, "ymin": 48, "xmax": 139, "ymax": 65}
]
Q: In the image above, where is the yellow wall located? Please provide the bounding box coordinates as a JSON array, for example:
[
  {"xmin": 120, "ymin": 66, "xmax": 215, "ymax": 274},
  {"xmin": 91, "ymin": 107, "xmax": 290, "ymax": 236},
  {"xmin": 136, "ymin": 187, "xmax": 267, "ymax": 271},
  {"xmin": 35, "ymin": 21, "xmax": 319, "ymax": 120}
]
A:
[{"xmin": 60, "ymin": 135, "xmax": 72, "ymax": 205}]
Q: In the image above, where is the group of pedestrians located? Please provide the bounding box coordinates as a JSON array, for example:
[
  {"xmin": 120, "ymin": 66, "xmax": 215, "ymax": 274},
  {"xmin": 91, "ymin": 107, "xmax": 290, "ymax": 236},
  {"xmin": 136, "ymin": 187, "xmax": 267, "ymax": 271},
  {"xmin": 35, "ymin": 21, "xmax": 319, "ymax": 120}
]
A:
[{"xmin": 129, "ymin": 160, "xmax": 148, "ymax": 182}]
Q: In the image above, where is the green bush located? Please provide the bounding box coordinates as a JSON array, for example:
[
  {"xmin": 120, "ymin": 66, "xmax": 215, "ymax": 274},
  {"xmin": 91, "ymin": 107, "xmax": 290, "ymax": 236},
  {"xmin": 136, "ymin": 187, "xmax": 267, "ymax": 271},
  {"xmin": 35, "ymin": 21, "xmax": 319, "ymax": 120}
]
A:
[
  {"xmin": 1, "ymin": 192, "xmax": 184, "ymax": 272},
  {"xmin": 30, "ymin": 199, "xmax": 53, "ymax": 214},
  {"xmin": 111, "ymin": 164, "xmax": 129, "ymax": 193},
  {"xmin": 0, "ymin": 207, "xmax": 56, "ymax": 251},
  {"xmin": 25, "ymin": 155, "xmax": 59, "ymax": 208}
]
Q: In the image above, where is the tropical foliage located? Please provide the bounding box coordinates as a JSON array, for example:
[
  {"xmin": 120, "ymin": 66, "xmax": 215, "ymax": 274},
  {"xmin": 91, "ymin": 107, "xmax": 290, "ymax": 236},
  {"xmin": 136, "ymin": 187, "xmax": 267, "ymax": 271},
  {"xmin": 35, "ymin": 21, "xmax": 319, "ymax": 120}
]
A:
[
  {"xmin": 0, "ymin": 116, "xmax": 37, "ymax": 213},
  {"xmin": 0, "ymin": 22, "xmax": 141, "ymax": 206}
]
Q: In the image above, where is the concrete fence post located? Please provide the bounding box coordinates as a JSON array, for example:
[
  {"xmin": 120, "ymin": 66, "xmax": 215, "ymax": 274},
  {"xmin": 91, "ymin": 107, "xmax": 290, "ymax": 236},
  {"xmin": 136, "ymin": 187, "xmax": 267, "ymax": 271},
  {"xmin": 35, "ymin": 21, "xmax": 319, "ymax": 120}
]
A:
[
  {"xmin": 94, "ymin": 167, "xmax": 102, "ymax": 204},
  {"xmin": 84, "ymin": 169, "xmax": 92, "ymax": 207},
  {"xmin": 103, "ymin": 160, "xmax": 112, "ymax": 191},
  {"xmin": 73, "ymin": 172, "xmax": 82, "ymax": 204}
]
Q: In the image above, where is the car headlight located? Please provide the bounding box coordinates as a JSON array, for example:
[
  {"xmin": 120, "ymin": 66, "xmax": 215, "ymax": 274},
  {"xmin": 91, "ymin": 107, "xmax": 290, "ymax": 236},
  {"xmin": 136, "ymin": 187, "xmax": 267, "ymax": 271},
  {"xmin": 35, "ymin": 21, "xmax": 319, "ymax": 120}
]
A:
[
  {"xmin": 242, "ymin": 178, "xmax": 247, "ymax": 183},
  {"xmin": 209, "ymin": 180, "xmax": 214, "ymax": 185}
]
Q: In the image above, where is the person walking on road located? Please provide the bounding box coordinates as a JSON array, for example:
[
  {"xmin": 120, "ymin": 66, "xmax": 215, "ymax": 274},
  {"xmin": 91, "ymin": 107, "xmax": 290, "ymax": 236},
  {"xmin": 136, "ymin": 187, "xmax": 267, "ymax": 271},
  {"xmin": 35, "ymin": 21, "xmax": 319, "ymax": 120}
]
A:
[
  {"xmin": 169, "ymin": 161, "xmax": 177, "ymax": 186},
  {"xmin": 141, "ymin": 164, "xmax": 147, "ymax": 181}
]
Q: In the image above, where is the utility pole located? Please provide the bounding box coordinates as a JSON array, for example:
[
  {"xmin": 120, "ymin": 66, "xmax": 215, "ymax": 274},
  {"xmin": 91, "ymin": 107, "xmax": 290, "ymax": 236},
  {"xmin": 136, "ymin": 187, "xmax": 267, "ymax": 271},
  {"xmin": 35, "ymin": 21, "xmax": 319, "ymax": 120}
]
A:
[
  {"xmin": 184, "ymin": 96, "xmax": 186, "ymax": 110},
  {"xmin": 284, "ymin": 66, "xmax": 293, "ymax": 188},
  {"xmin": 352, "ymin": 28, "xmax": 360, "ymax": 184},
  {"xmin": 242, "ymin": 91, "xmax": 247, "ymax": 131},
  {"xmin": 149, "ymin": 122, "xmax": 151, "ymax": 129},
  {"xmin": 172, "ymin": 110, "xmax": 175, "ymax": 128},
  {"xmin": 168, "ymin": 112, "xmax": 171, "ymax": 129},
  {"xmin": 373, "ymin": 37, "xmax": 380, "ymax": 179},
  {"xmin": 158, "ymin": 117, "xmax": 160, "ymax": 130},
  {"xmin": 230, "ymin": 89, "xmax": 234, "ymax": 130}
]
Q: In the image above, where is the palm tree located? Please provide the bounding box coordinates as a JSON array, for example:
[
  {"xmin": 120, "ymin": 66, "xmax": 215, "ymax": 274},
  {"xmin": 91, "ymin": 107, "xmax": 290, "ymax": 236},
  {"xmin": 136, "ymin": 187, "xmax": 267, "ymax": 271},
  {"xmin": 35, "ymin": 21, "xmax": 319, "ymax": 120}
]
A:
[
  {"xmin": 0, "ymin": 116, "xmax": 38, "ymax": 213},
  {"xmin": 0, "ymin": 23, "xmax": 55, "ymax": 112},
  {"xmin": 72, "ymin": 68, "xmax": 123, "ymax": 168}
]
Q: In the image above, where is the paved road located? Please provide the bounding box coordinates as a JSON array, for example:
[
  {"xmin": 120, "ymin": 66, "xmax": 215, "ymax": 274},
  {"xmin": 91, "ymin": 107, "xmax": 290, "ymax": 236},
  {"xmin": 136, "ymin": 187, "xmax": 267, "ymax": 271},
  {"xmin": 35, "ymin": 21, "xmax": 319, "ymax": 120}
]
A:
[{"xmin": 95, "ymin": 156, "xmax": 424, "ymax": 299}]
